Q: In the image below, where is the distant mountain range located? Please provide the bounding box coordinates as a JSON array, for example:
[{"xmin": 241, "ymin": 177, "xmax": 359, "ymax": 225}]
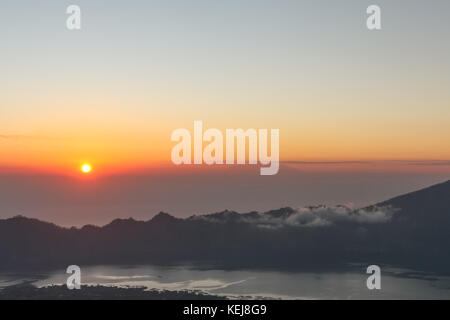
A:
[{"xmin": 1, "ymin": 180, "xmax": 449, "ymax": 274}]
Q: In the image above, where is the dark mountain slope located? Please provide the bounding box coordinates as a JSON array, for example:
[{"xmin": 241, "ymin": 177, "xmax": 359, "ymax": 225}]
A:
[
  {"xmin": 380, "ymin": 180, "xmax": 450, "ymax": 225},
  {"xmin": 0, "ymin": 180, "xmax": 449, "ymax": 273}
]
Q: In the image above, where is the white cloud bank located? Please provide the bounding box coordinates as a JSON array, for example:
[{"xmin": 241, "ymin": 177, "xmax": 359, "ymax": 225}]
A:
[{"xmin": 194, "ymin": 205, "xmax": 398, "ymax": 229}]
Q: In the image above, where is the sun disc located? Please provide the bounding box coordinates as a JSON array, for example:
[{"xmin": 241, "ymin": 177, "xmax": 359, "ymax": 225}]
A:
[{"xmin": 81, "ymin": 164, "xmax": 92, "ymax": 173}]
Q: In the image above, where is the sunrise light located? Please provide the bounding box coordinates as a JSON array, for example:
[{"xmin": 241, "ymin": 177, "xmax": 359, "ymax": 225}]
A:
[{"xmin": 81, "ymin": 164, "xmax": 92, "ymax": 174}]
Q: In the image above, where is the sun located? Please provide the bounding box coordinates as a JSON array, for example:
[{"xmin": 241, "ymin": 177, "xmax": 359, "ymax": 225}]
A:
[{"xmin": 81, "ymin": 164, "xmax": 92, "ymax": 174}]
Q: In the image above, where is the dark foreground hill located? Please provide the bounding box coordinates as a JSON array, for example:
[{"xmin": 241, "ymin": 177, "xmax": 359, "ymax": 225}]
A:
[
  {"xmin": 0, "ymin": 180, "xmax": 449, "ymax": 274},
  {"xmin": 0, "ymin": 283, "xmax": 225, "ymax": 300}
]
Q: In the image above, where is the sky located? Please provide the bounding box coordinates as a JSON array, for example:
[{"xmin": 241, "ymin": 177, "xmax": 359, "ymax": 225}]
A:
[{"xmin": 1, "ymin": 1, "xmax": 450, "ymax": 225}]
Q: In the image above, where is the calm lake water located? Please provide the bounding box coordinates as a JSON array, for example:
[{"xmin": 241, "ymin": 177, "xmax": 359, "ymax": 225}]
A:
[{"xmin": 1, "ymin": 265, "xmax": 450, "ymax": 299}]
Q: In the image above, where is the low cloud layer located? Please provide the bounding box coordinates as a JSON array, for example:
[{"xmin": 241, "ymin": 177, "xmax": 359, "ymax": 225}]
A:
[{"xmin": 194, "ymin": 205, "xmax": 398, "ymax": 229}]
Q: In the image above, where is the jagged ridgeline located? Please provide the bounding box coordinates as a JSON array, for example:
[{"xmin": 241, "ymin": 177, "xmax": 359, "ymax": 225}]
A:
[{"xmin": 0, "ymin": 180, "xmax": 449, "ymax": 274}]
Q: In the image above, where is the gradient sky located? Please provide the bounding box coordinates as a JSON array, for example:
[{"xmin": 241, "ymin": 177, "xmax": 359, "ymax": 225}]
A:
[
  {"xmin": 1, "ymin": 1, "xmax": 450, "ymax": 225},
  {"xmin": 2, "ymin": 0, "xmax": 450, "ymax": 173}
]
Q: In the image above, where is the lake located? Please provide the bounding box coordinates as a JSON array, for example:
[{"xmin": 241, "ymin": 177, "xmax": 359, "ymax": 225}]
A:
[{"xmin": 1, "ymin": 265, "xmax": 450, "ymax": 299}]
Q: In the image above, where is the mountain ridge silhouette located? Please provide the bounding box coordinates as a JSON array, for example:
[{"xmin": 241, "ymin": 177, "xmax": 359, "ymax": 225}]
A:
[{"xmin": 1, "ymin": 180, "xmax": 449, "ymax": 273}]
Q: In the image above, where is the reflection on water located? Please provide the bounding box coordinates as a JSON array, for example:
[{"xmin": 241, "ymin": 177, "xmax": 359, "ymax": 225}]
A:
[{"xmin": 2, "ymin": 265, "xmax": 450, "ymax": 299}]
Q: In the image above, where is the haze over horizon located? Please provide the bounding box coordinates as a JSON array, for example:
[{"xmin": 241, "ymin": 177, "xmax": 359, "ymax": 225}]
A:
[{"xmin": 0, "ymin": 164, "xmax": 448, "ymax": 226}]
